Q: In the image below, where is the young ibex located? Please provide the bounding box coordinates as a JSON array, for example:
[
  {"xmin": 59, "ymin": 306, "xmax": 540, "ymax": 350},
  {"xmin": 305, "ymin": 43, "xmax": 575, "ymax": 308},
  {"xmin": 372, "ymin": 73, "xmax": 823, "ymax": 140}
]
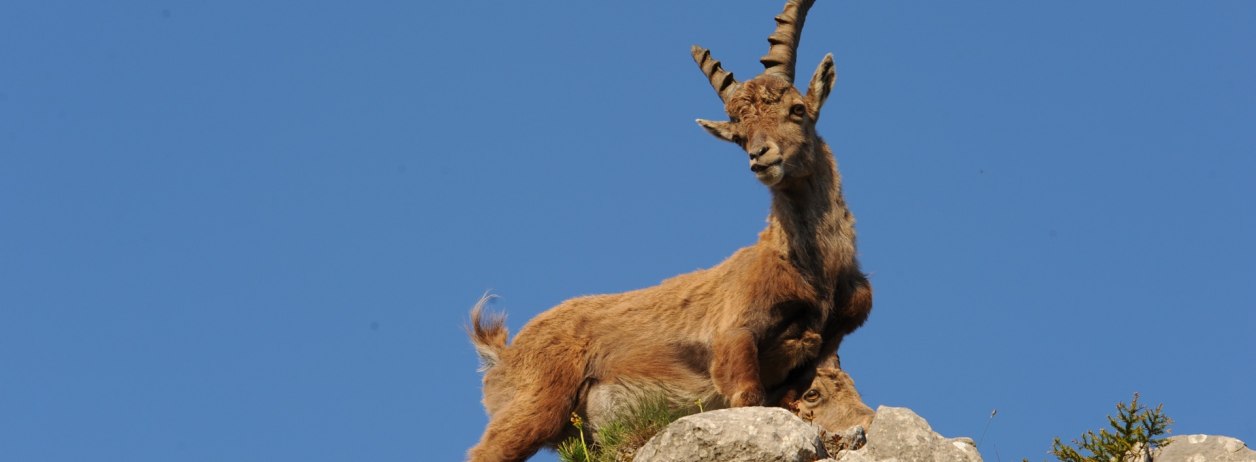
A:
[{"xmin": 467, "ymin": 1, "xmax": 871, "ymax": 460}]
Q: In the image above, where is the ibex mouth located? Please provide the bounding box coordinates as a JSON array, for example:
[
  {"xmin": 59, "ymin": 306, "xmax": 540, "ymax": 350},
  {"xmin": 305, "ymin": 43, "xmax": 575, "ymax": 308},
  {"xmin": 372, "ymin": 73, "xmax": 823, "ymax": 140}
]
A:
[
  {"xmin": 751, "ymin": 159, "xmax": 782, "ymax": 173},
  {"xmin": 752, "ymin": 161, "xmax": 785, "ymax": 186}
]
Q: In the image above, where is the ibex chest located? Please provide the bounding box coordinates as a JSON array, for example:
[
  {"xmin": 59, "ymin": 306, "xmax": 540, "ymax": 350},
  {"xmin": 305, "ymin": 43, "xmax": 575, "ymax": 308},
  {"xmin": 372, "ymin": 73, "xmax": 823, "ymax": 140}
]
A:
[{"xmin": 755, "ymin": 299, "xmax": 826, "ymax": 384}]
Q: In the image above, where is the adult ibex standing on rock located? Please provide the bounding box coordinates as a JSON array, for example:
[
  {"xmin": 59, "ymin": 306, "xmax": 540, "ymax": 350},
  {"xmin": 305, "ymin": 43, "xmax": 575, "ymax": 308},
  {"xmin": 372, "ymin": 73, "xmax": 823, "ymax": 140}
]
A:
[{"xmin": 467, "ymin": 1, "xmax": 871, "ymax": 460}]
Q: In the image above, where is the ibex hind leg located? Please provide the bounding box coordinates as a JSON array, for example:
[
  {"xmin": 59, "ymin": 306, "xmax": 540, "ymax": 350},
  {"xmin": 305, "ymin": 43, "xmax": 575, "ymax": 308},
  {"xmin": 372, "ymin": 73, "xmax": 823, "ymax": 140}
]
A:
[{"xmin": 468, "ymin": 362, "xmax": 585, "ymax": 462}]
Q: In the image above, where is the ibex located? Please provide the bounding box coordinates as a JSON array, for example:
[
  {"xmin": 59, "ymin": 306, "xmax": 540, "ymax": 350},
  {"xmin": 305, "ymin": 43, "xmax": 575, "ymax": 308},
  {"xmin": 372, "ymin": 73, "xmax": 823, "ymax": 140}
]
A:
[{"xmin": 467, "ymin": 1, "xmax": 871, "ymax": 460}]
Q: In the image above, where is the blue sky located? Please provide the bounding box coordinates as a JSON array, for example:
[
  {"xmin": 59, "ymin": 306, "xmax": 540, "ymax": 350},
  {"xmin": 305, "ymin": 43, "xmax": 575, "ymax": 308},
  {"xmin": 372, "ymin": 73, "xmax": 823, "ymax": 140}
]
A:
[{"xmin": 2, "ymin": 1, "xmax": 1253, "ymax": 461}]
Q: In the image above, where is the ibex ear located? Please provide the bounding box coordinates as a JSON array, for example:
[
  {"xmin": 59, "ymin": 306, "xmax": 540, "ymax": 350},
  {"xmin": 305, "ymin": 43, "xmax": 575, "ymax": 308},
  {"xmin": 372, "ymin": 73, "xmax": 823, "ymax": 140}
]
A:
[
  {"xmin": 806, "ymin": 54, "xmax": 836, "ymax": 112},
  {"xmin": 819, "ymin": 354, "xmax": 841, "ymax": 370},
  {"xmin": 696, "ymin": 119, "xmax": 738, "ymax": 143}
]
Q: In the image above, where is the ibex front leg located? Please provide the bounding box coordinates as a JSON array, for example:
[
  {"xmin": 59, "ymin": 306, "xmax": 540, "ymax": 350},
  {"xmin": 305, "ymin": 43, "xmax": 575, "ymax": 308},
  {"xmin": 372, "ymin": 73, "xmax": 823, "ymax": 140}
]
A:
[
  {"xmin": 773, "ymin": 275, "xmax": 873, "ymax": 406},
  {"xmin": 711, "ymin": 327, "xmax": 765, "ymax": 407}
]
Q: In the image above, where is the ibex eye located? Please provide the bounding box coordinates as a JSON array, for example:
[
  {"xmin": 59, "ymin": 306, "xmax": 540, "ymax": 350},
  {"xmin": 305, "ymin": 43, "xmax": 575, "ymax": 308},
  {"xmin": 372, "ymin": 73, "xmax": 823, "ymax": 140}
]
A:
[{"xmin": 790, "ymin": 104, "xmax": 806, "ymax": 118}]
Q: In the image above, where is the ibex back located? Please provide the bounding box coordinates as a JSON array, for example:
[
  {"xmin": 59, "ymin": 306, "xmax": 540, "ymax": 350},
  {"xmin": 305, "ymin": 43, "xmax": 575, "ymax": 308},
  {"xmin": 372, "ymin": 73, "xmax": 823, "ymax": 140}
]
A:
[{"xmin": 467, "ymin": 1, "xmax": 871, "ymax": 460}]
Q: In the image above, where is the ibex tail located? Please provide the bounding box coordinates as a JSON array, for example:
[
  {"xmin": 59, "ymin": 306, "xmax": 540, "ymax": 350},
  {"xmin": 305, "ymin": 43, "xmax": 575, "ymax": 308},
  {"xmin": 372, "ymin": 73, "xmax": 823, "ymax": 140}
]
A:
[{"xmin": 467, "ymin": 294, "xmax": 509, "ymax": 373}]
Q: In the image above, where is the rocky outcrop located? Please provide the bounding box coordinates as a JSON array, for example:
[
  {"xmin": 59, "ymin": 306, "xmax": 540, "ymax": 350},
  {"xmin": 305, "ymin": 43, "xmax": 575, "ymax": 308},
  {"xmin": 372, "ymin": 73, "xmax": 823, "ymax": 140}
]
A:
[
  {"xmin": 1154, "ymin": 434, "xmax": 1256, "ymax": 461},
  {"xmin": 633, "ymin": 405, "xmax": 1253, "ymax": 462},
  {"xmin": 634, "ymin": 406, "xmax": 978, "ymax": 462},
  {"xmin": 634, "ymin": 407, "xmax": 827, "ymax": 462}
]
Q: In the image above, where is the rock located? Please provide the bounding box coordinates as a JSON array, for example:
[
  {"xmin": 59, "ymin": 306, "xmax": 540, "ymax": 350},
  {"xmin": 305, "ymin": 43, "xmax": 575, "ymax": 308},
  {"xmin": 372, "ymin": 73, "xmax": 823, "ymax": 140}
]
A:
[
  {"xmin": 834, "ymin": 406, "xmax": 982, "ymax": 462},
  {"xmin": 1155, "ymin": 434, "xmax": 1256, "ymax": 461},
  {"xmin": 635, "ymin": 405, "xmax": 980, "ymax": 462},
  {"xmin": 634, "ymin": 407, "xmax": 827, "ymax": 462}
]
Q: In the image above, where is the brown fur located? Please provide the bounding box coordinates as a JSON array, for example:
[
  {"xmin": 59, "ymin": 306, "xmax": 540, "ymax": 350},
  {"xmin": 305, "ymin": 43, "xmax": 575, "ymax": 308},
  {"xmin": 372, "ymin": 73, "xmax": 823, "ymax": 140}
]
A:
[{"xmin": 466, "ymin": 2, "xmax": 870, "ymax": 461}]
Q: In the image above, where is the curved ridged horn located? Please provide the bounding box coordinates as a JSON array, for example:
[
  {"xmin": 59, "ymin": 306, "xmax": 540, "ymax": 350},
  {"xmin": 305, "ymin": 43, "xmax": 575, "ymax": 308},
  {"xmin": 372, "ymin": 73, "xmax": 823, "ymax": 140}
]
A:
[
  {"xmin": 692, "ymin": 45, "xmax": 740, "ymax": 103},
  {"xmin": 760, "ymin": 0, "xmax": 816, "ymax": 83}
]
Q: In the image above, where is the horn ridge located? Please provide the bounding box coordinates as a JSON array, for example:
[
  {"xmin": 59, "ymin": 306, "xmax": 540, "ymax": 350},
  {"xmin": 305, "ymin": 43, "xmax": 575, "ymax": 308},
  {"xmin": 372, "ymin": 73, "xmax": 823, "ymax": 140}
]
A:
[
  {"xmin": 692, "ymin": 45, "xmax": 741, "ymax": 103},
  {"xmin": 759, "ymin": 0, "xmax": 816, "ymax": 83}
]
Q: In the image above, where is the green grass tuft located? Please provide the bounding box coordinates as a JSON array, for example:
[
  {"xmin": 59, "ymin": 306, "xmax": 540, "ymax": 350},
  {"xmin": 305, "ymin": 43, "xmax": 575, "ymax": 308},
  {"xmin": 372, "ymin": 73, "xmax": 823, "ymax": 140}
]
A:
[{"xmin": 557, "ymin": 395, "xmax": 699, "ymax": 462}]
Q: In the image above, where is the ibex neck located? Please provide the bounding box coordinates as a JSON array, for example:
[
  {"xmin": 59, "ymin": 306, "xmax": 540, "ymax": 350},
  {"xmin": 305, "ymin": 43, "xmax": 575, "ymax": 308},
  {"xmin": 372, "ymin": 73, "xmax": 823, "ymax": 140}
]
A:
[{"xmin": 764, "ymin": 142, "xmax": 857, "ymax": 291}]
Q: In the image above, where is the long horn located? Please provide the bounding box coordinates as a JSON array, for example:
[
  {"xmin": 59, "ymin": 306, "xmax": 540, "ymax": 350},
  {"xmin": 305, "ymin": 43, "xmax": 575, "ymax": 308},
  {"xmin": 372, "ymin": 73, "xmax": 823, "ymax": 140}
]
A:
[
  {"xmin": 760, "ymin": 0, "xmax": 816, "ymax": 83},
  {"xmin": 692, "ymin": 45, "xmax": 740, "ymax": 103}
]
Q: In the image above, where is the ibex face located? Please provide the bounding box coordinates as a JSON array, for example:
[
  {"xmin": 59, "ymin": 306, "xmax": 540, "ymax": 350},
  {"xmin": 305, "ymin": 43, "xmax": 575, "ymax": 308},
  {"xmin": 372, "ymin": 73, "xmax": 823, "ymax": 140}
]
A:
[
  {"xmin": 697, "ymin": 73, "xmax": 831, "ymax": 187},
  {"xmin": 693, "ymin": 0, "xmax": 835, "ymax": 188},
  {"xmin": 791, "ymin": 357, "xmax": 875, "ymax": 432}
]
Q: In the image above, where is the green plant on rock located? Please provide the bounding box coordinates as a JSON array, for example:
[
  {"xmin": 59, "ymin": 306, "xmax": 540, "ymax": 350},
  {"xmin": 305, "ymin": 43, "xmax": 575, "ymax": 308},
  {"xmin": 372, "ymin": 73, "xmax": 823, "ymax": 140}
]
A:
[
  {"xmin": 1047, "ymin": 392, "xmax": 1173, "ymax": 462},
  {"xmin": 557, "ymin": 395, "xmax": 698, "ymax": 462}
]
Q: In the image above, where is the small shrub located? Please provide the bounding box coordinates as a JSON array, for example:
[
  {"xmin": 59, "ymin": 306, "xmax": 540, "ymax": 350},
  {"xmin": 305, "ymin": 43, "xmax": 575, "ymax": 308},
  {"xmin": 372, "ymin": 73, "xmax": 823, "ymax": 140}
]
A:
[{"xmin": 1046, "ymin": 393, "xmax": 1172, "ymax": 462}]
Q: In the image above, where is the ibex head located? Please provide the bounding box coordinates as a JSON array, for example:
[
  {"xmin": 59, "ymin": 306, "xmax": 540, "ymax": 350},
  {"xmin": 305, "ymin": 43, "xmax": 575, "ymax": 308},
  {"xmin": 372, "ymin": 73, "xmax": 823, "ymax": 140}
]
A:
[
  {"xmin": 693, "ymin": 0, "xmax": 835, "ymax": 188},
  {"xmin": 790, "ymin": 356, "xmax": 875, "ymax": 433}
]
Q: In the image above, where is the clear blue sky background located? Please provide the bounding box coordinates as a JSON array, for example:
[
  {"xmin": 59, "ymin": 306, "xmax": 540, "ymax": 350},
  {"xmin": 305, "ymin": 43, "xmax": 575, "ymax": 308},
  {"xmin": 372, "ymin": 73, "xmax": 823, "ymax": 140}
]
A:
[{"xmin": 2, "ymin": 1, "xmax": 1253, "ymax": 461}]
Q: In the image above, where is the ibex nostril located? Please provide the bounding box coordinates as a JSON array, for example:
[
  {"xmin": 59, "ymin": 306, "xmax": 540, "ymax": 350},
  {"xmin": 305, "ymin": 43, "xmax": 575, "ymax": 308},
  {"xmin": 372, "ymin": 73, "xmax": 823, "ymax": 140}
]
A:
[{"xmin": 750, "ymin": 146, "xmax": 770, "ymax": 160}]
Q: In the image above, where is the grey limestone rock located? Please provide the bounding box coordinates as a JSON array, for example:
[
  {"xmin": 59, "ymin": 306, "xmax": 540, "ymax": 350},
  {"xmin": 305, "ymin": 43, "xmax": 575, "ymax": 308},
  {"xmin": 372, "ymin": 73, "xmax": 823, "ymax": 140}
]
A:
[
  {"xmin": 1155, "ymin": 434, "xmax": 1256, "ymax": 461},
  {"xmin": 834, "ymin": 406, "xmax": 982, "ymax": 462},
  {"xmin": 634, "ymin": 407, "xmax": 827, "ymax": 462}
]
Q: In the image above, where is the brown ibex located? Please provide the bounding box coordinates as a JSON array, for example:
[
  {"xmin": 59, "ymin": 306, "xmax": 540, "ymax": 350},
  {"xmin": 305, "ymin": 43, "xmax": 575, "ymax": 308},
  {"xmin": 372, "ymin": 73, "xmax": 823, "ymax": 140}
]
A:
[{"xmin": 467, "ymin": 1, "xmax": 871, "ymax": 460}]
